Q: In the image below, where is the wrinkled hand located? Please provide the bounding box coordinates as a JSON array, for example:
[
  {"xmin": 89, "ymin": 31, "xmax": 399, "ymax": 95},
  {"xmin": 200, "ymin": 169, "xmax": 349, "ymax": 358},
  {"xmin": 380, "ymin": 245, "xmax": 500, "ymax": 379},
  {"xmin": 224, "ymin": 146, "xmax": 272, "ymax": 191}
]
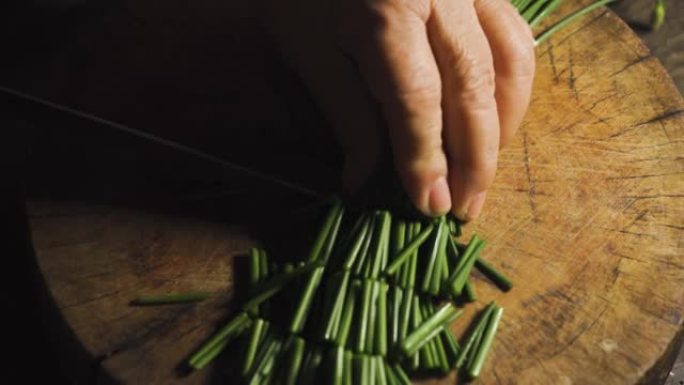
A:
[{"xmin": 264, "ymin": 0, "xmax": 535, "ymax": 220}]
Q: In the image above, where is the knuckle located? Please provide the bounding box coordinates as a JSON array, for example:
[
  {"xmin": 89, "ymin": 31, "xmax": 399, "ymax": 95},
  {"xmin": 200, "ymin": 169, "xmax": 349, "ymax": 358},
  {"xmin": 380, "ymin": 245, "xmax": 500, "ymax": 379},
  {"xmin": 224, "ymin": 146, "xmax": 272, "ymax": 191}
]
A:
[
  {"xmin": 501, "ymin": 35, "xmax": 536, "ymax": 78},
  {"xmin": 394, "ymin": 82, "xmax": 442, "ymax": 111},
  {"xmin": 453, "ymin": 49, "xmax": 496, "ymax": 106}
]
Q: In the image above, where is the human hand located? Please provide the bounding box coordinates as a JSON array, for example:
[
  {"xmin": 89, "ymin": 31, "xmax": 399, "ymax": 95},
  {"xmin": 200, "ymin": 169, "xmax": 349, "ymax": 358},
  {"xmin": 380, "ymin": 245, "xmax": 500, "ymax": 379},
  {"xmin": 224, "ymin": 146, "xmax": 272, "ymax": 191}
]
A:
[{"xmin": 263, "ymin": 0, "xmax": 535, "ymax": 221}]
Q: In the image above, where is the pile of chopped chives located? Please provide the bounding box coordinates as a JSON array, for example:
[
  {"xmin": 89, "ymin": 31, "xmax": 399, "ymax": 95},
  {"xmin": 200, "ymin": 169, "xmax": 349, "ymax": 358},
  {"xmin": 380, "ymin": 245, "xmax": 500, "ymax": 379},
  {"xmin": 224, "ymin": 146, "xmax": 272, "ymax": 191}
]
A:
[
  {"xmin": 136, "ymin": 200, "xmax": 513, "ymax": 382},
  {"xmin": 130, "ymin": 1, "xmax": 618, "ymax": 381}
]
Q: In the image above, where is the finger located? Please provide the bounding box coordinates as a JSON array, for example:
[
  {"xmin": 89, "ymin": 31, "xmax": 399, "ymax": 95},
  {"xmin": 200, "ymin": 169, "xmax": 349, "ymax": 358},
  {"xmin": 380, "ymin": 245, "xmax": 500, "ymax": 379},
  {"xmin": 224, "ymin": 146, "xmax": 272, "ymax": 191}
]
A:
[
  {"xmin": 427, "ymin": 0, "xmax": 499, "ymax": 221},
  {"xmin": 476, "ymin": 0, "xmax": 536, "ymax": 147},
  {"xmin": 337, "ymin": 2, "xmax": 451, "ymax": 216}
]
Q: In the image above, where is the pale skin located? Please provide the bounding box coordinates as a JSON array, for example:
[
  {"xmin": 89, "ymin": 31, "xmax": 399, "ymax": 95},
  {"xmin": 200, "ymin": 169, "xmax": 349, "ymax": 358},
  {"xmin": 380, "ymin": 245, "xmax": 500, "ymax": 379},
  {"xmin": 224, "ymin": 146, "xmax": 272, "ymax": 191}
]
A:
[{"xmin": 264, "ymin": 0, "xmax": 536, "ymax": 221}]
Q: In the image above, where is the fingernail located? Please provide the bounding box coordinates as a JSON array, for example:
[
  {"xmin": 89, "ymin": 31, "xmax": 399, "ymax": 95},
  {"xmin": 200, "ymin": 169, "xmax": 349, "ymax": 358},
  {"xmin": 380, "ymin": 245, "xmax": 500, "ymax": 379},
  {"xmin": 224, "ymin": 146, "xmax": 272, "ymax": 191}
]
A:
[
  {"xmin": 428, "ymin": 177, "xmax": 451, "ymax": 215},
  {"xmin": 465, "ymin": 191, "xmax": 487, "ymax": 221}
]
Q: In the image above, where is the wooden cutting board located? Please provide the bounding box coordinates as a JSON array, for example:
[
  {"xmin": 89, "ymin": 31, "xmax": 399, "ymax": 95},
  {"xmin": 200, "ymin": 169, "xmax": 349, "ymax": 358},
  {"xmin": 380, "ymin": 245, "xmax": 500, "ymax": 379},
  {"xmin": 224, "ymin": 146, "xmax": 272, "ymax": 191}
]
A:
[{"xmin": 24, "ymin": 1, "xmax": 683, "ymax": 384}]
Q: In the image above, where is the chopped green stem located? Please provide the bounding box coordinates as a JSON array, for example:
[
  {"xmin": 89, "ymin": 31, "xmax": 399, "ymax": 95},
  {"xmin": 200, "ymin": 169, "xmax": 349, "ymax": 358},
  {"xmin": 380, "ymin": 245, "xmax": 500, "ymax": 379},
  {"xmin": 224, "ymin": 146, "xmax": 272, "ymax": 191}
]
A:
[
  {"xmin": 401, "ymin": 302, "xmax": 461, "ymax": 357},
  {"xmin": 189, "ymin": 311, "xmax": 252, "ymax": 369},
  {"xmin": 392, "ymin": 221, "xmax": 406, "ymax": 257},
  {"xmin": 448, "ymin": 236, "xmax": 486, "ymax": 297},
  {"xmin": 535, "ymin": 0, "xmax": 617, "ymax": 46},
  {"xmin": 357, "ymin": 280, "xmax": 374, "ymax": 352},
  {"xmin": 353, "ymin": 216, "xmax": 376, "ymax": 276},
  {"xmin": 247, "ymin": 337, "xmax": 283, "ymax": 385},
  {"xmin": 290, "ymin": 267, "xmax": 326, "ymax": 333},
  {"xmin": 468, "ymin": 306, "xmax": 504, "ymax": 379},
  {"xmin": 652, "ymin": 0, "xmax": 665, "ymax": 31},
  {"xmin": 421, "ymin": 221, "xmax": 446, "ymax": 294},
  {"xmin": 390, "ymin": 286, "xmax": 402, "ymax": 346},
  {"xmin": 441, "ymin": 329, "xmax": 460, "ymax": 364},
  {"xmin": 309, "ymin": 200, "xmax": 343, "ymax": 262},
  {"xmin": 522, "ymin": 0, "xmax": 549, "ymax": 23},
  {"xmin": 374, "ymin": 356, "xmax": 388, "ymax": 385},
  {"xmin": 376, "ymin": 282, "xmax": 389, "ymax": 355},
  {"xmin": 343, "ymin": 216, "xmax": 372, "ymax": 270},
  {"xmin": 259, "ymin": 249, "xmax": 269, "ymax": 281},
  {"xmin": 455, "ymin": 303, "xmax": 495, "ymax": 368},
  {"xmin": 243, "ymin": 262, "xmax": 320, "ymax": 311},
  {"xmin": 332, "ymin": 346, "xmax": 345, "ymax": 385},
  {"xmin": 385, "ymin": 223, "xmax": 435, "ymax": 275},
  {"xmin": 243, "ymin": 318, "xmax": 267, "ymax": 375},
  {"xmin": 464, "ymin": 281, "xmax": 476, "ymax": 302},
  {"xmin": 284, "ymin": 338, "xmax": 306, "ymax": 385},
  {"xmin": 392, "ymin": 364, "xmax": 412, "ymax": 385},
  {"xmin": 399, "ymin": 288, "xmax": 413, "ymax": 341},
  {"xmin": 131, "ymin": 291, "xmax": 211, "ymax": 306},
  {"xmin": 366, "ymin": 281, "xmax": 379, "ymax": 353},
  {"xmin": 249, "ymin": 248, "xmax": 261, "ymax": 286},
  {"xmin": 371, "ymin": 212, "xmax": 392, "ymax": 278},
  {"xmin": 337, "ymin": 281, "xmax": 359, "ymax": 346},
  {"xmin": 529, "ymin": 0, "xmax": 564, "ymax": 27},
  {"xmin": 344, "ymin": 350, "xmax": 353, "ymax": 385},
  {"xmin": 447, "ymin": 235, "xmax": 481, "ymax": 285},
  {"xmin": 385, "ymin": 362, "xmax": 399, "ymax": 385},
  {"xmin": 324, "ymin": 272, "xmax": 351, "ymax": 340},
  {"xmin": 476, "ymin": 258, "xmax": 514, "ymax": 291}
]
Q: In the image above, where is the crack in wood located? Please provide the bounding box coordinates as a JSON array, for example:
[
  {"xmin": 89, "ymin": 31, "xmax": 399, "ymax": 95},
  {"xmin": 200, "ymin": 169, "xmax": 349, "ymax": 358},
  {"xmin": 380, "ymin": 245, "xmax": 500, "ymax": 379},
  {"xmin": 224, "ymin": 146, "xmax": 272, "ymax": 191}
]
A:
[
  {"xmin": 547, "ymin": 41, "xmax": 560, "ymax": 84},
  {"xmin": 522, "ymin": 131, "xmax": 537, "ymax": 218},
  {"xmin": 634, "ymin": 109, "xmax": 684, "ymax": 128},
  {"xmin": 568, "ymin": 44, "xmax": 579, "ymax": 101},
  {"xmin": 609, "ymin": 54, "xmax": 655, "ymax": 78}
]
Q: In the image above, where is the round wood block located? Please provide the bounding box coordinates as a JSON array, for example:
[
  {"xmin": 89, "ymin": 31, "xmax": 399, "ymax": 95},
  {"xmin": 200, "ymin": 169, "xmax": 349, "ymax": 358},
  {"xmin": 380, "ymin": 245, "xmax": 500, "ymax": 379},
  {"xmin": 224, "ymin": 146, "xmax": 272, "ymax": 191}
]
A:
[{"xmin": 27, "ymin": 1, "xmax": 683, "ymax": 384}]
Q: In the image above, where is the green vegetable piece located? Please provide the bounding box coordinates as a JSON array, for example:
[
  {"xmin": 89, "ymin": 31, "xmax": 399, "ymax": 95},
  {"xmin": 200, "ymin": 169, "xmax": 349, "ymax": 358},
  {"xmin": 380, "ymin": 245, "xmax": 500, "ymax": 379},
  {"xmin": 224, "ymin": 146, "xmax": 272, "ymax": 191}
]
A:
[
  {"xmin": 189, "ymin": 311, "xmax": 252, "ymax": 369},
  {"xmin": 392, "ymin": 364, "xmax": 412, "ymax": 385},
  {"xmin": 284, "ymin": 337, "xmax": 306, "ymax": 385},
  {"xmin": 376, "ymin": 281, "xmax": 389, "ymax": 355},
  {"xmin": 324, "ymin": 271, "xmax": 352, "ymax": 340},
  {"xmin": 464, "ymin": 281, "xmax": 476, "ymax": 302},
  {"xmin": 455, "ymin": 303, "xmax": 496, "ymax": 368},
  {"xmin": 243, "ymin": 318, "xmax": 267, "ymax": 375},
  {"xmin": 332, "ymin": 346, "xmax": 345, "ymax": 385},
  {"xmin": 309, "ymin": 200, "xmax": 343, "ymax": 262},
  {"xmin": 476, "ymin": 258, "xmax": 514, "ymax": 292},
  {"xmin": 343, "ymin": 215, "xmax": 372, "ymax": 270},
  {"xmin": 357, "ymin": 280, "xmax": 374, "ymax": 352},
  {"xmin": 448, "ymin": 236, "xmax": 486, "ymax": 297},
  {"xmin": 243, "ymin": 262, "xmax": 320, "ymax": 311},
  {"xmin": 421, "ymin": 221, "xmax": 446, "ymax": 294},
  {"xmin": 131, "ymin": 292, "xmax": 211, "ymax": 306},
  {"xmin": 290, "ymin": 266, "xmax": 326, "ymax": 333},
  {"xmin": 402, "ymin": 302, "xmax": 462, "ymax": 357},
  {"xmin": 343, "ymin": 350, "xmax": 353, "ymax": 385},
  {"xmin": 385, "ymin": 223, "xmax": 435, "ymax": 275},
  {"xmin": 535, "ymin": 0, "xmax": 617, "ymax": 46},
  {"xmin": 468, "ymin": 306, "xmax": 504, "ymax": 379},
  {"xmin": 249, "ymin": 247, "xmax": 261, "ymax": 286},
  {"xmin": 652, "ymin": 0, "xmax": 666, "ymax": 31}
]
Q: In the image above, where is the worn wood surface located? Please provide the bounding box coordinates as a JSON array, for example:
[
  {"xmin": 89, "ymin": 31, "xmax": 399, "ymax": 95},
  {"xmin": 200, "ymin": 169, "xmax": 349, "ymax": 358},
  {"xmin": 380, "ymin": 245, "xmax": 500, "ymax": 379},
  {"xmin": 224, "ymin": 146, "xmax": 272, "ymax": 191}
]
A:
[{"xmin": 18, "ymin": 0, "xmax": 684, "ymax": 384}]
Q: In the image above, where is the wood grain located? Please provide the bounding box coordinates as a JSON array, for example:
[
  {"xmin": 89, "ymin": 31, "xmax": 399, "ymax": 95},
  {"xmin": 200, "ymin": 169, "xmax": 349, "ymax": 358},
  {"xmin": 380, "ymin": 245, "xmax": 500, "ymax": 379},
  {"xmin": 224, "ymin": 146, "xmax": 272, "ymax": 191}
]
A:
[{"xmin": 22, "ymin": 1, "xmax": 684, "ymax": 384}]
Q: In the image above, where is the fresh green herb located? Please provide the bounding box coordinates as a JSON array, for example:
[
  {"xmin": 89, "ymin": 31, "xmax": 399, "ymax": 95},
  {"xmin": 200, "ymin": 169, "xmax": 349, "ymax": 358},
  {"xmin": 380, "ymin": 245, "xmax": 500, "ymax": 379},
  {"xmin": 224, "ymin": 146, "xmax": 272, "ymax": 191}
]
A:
[
  {"xmin": 651, "ymin": 0, "xmax": 665, "ymax": 31},
  {"xmin": 535, "ymin": 0, "xmax": 618, "ymax": 46},
  {"xmin": 385, "ymin": 223, "xmax": 435, "ymax": 275},
  {"xmin": 401, "ymin": 302, "xmax": 461, "ymax": 357},
  {"xmin": 455, "ymin": 303, "xmax": 496, "ymax": 368},
  {"xmin": 468, "ymin": 305, "xmax": 504, "ymax": 379},
  {"xmin": 131, "ymin": 291, "xmax": 211, "ymax": 306},
  {"xmin": 189, "ymin": 311, "xmax": 252, "ymax": 369},
  {"xmin": 476, "ymin": 258, "xmax": 514, "ymax": 291},
  {"xmin": 464, "ymin": 281, "xmax": 477, "ymax": 302}
]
